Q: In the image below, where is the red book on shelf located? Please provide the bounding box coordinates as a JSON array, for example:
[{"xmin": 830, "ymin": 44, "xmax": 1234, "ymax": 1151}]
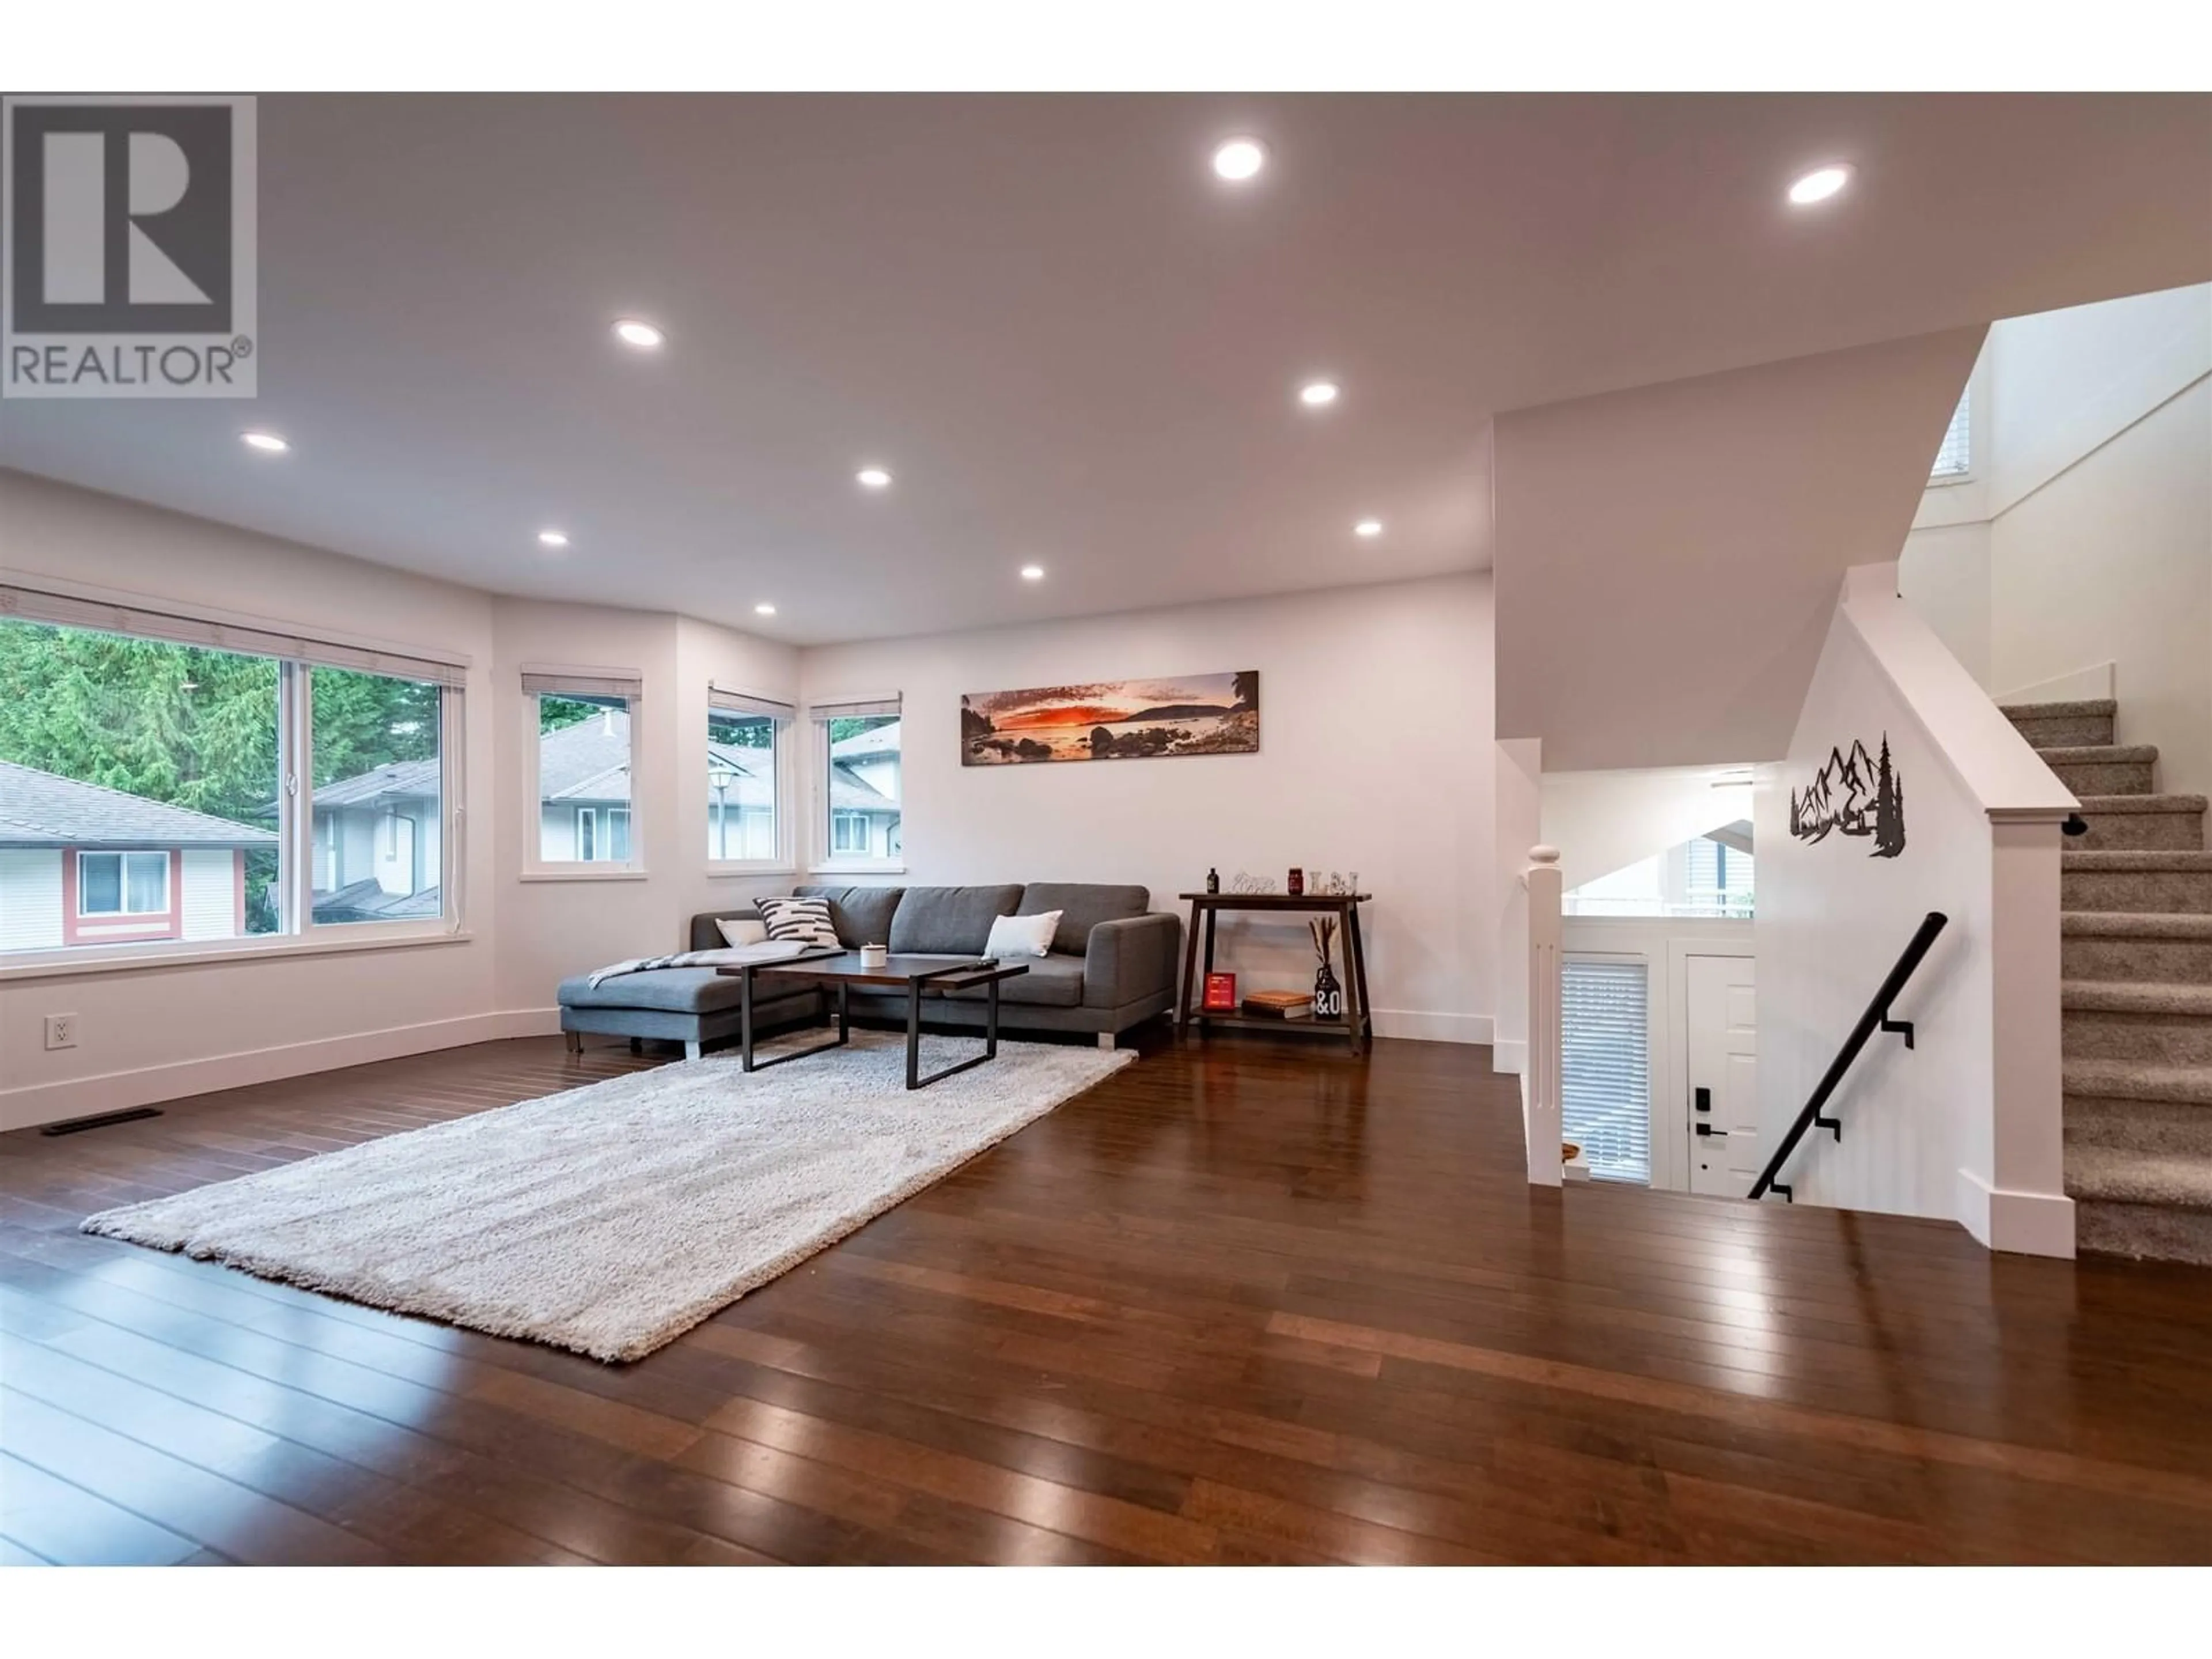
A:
[{"xmin": 1202, "ymin": 972, "xmax": 1238, "ymax": 1012}]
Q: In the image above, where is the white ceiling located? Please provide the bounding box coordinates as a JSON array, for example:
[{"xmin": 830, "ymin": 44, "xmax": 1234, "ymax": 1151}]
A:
[{"xmin": 3, "ymin": 94, "xmax": 2207, "ymax": 645}]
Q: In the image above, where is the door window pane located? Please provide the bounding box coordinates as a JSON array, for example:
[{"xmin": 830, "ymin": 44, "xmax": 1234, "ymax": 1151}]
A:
[{"xmin": 310, "ymin": 666, "xmax": 443, "ymax": 924}]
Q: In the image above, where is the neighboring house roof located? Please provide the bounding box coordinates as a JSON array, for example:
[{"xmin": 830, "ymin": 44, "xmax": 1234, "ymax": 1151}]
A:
[
  {"xmin": 831, "ymin": 719, "xmax": 901, "ymax": 762},
  {"xmin": 308, "ymin": 755, "xmax": 441, "ymax": 809},
  {"xmin": 705, "ymin": 739, "xmax": 775, "ymax": 810},
  {"xmin": 310, "ymin": 878, "xmax": 442, "ymax": 923},
  {"xmin": 830, "ymin": 763, "xmax": 897, "ymax": 814},
  {"xmin": 0, "ymin": 759, "xmax": 276, "ymax": 850}
]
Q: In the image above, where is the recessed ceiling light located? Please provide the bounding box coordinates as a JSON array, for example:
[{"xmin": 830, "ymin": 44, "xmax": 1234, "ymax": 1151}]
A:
[
  {"xmin": 1787, "ymin": 164, "xmax": 1853, "ymax": 206},
  {"xmin": 1020, "ymin": 565, "xmax": 1046, "ymax": 581},
  {"xmin": 612, "ymin": 317, "xmax": 665, "ymax": 350},
  {"xmin": 754, "ymin": 603, "xmax": 777, "ymax": 616},
  {"xmin": 1211, "ymin": 137, "xmax": 1267, "ymax": 183},
  {"xmin": 1298, "ymin": 380, "xmax": 1340, "ymax": 408},
  {"xmin": 240, "ymin": 430, "xmax": 289, "ymax": 453},
  {"xmin": 537, "ymin": 529, "xmax": 569, "ymax": 548},
  {"xmin": 1354, "ymin": 519, "xmax": 1384, "ymax": 539},
  {"xmin": 855, "ymin": 466, "xmax": 892, "ymax": 490}
]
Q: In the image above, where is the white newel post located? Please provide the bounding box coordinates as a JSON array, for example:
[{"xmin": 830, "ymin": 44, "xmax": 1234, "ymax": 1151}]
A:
[{"xmin": 1524, "ymin": 844, "xmax": 1565, "ymax": 1187}]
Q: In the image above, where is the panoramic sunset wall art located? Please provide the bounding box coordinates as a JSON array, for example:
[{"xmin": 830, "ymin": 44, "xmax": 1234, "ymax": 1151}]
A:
[{"xmin": 961, "ymin": 672, "xmax": 1260, "ymax": 765}]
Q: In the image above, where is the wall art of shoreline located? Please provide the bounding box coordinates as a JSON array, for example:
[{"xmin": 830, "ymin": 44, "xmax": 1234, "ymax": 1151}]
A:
[{"xmin": 961, "ymin": 672, "xmax": 1259, "ymax": 765}]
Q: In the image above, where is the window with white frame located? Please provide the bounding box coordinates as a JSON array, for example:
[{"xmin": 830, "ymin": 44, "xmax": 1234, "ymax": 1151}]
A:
[
  {"xmin": 707, "ymin": 687, "xmax": 792, "ymax": 866},
  {"xmin": 78, "ymin": 851, "xmax": 169, "ymax": 915},
  {"xmin": 523, "ymin": 671, "xmax": 641, "ymax": 870},
  {"xmin": 810, "ymin": 695, "xmax": 902, "ymax": 868},
  {"xmin": 1, "ymin": 585, "xmax": 465, "ymax": 960},
  {"xmin": 1929, "ymin": 391, "xmax": 1971, "ymax": 482},
  {"xmin": 1561, "ymin": 957, "xmax": 1652, "ymax": 1184}
]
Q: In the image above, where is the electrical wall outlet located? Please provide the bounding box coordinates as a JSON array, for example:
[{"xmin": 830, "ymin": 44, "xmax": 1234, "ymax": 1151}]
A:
[{"xmin": 44, "ymin": 1013, "xmax": 78, "ymax": 1050}]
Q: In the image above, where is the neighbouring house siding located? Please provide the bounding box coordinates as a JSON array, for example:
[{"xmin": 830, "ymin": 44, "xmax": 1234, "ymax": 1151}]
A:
[
  {"xmin": 180, "ymin": 848, "xmax": 240, "ymax": 941},
  {"xmin": 0, "ymin": 849, "xmax": 66, "ymax": 951}
]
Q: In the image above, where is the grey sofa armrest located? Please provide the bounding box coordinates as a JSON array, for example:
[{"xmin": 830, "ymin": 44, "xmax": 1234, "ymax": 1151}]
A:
[{"xmin": 1082, "ymin": 912, "xmax": 1183, "ymax": 1009}]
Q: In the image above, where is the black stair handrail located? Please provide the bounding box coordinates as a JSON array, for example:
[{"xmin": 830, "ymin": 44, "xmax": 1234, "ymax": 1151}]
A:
[{"xmin": 1748, "ymin": 911, "xmax": 1949, "ymax": 1203}]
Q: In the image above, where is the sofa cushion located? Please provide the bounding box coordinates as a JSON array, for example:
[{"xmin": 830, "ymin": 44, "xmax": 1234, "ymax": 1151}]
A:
[
  {"xmin": 945, "ymin": 955, "xmax": 1086, "ymax": 1008},
  {"xmin": 756, "ymin": 895, "xmax": 839, "ymax": 946},
  {"xmin": 888, "ymin": 884, "xmax": 1022, "ymax": 955},
  {"xmin": 796, "ymin": 884, "xmax": 905, "ymax": 948},
  {"xmin": 1017, "ymin": 882, "xmax": 1150, "ymax": 956},
  {"xmin": 690, "ymin": 908, "xmax": 765, "ymax": 952},
  {"xmin": 557, "ymin": 968, "xmax": 816, "ymax": 1017}
]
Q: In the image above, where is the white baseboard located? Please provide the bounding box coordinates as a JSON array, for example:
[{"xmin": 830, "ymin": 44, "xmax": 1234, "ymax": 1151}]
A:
[
  {"xmin": 0, "ymin": 1007, "xmax": 563, "ymax": 1133},
  {"xmin": 1957, "ymin": 1167, "xmax": 2076, "ymax": 1259},
  {"xmin": 1491, "ymin": 1039, "xmax": 1527, "ymax": 1075},
  {"xmin": 1369, "ymin": 1009, "xmax": 1493, "ymax": 1046}
]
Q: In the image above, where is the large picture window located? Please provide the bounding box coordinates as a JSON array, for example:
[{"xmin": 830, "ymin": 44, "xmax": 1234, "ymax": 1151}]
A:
[
  {"xmin": 707, "ymin": 687, "xmax": 792, "ymax": 868},
  {"xmin": 810, "ymin": 695, "xmax": 902, "ymax": 869},
  {"xmin": 2, "ymin": 589, "xmax": 464, "ymax": 962},
  {"xmin": 524, "ymin": 671, "xmax": 641, "ymax": 872}
]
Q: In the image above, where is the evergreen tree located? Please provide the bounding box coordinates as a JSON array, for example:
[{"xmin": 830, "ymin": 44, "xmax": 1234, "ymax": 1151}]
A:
[{"xmin": 1872, "ymin": 733, "xmax": 1906, "ymax": 858}]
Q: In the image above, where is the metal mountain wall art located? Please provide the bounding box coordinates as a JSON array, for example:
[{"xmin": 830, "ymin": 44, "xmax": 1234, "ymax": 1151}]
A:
[{"xmin": 1790, "ymin": 733, "xmax": 1907, "ymax": 858}]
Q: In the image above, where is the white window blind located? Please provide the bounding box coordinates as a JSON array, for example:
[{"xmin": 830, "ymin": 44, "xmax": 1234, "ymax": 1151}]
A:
[
  {"xmin": 809, "ymin": 693, "xmax": 902, "ymax": 721},
  {"xmin": 1930, "ymin": 392, "xmax": 1971, "ymax": 480},
  {"xmin": 1561, "ymin": 958, "xmax": 1652, "ymax": 1184},
  {"xmin": 2, "ymin": 582, "xmax": 468, "ymax": 686},
  {"xmin": 709, "ymin": 685, "xmax": 795, "ymax": 722},
  {"xmin": 521, "ymin": 669, "xmax": 642, "ymax": 701}
]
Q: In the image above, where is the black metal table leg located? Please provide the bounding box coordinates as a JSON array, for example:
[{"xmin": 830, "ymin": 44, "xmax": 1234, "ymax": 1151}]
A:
[
  {"xmin": 906, "ymin": 980, "xmax": 923, "ymax": 1090},
  {"xmin": 740, "ymin": 964, "xmax": 851, "ymax": 1074}
]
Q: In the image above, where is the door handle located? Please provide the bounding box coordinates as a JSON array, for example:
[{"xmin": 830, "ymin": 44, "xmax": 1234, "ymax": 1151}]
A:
[
  {"xmin": 1695, "ymin": 1124, "xmax": 1728, "ymax": 1138},
  {"xmin": 1694, "ymin": 1086, "xmax": 1711, "ymax": 1115}
]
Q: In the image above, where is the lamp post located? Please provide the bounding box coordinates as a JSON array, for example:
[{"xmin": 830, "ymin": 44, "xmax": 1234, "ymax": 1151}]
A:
[{"xmin": 709, "ymin": 762, "xmax": 735, "ymax": 858}]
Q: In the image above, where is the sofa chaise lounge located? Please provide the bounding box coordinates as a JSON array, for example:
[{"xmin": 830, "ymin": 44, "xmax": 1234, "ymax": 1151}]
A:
[{"xmin": 556, "ymin": 882, "xmax": 1183, "ymax": 1058}]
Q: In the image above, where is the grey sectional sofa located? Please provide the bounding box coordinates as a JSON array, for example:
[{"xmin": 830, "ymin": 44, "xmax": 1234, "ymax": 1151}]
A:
[{"xmin": 556, "ymin": 882, "xmax": 1182, "ymax": 1058}]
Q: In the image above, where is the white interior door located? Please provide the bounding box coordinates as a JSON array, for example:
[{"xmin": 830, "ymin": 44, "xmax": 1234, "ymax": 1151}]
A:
[{"xmin": 1685, "ymin": 953, "xmax": 1759, "ymax": 1198}]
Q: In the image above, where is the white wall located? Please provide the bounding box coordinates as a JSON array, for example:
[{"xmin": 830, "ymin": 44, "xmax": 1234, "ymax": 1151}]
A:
[
  {"xmin": 800, "ymin": 575, "xmax": 1497, "ymax": 1043},
  {"xmin": 1, "ymin": 472, "xmax": 507, "ymax": 1129},
  {"xmin": 1542, "ymin": 767, "xmax": 1754, "ymax": 895},
  {"xmin": 1900, "ymin": 284, "xmax": 2211, "ymax": 796},
  {"xmin": 1496, "ymin": 327, "xmax": 1985, "ymax": 771},
  {"xmin": 1755, "ymin": 566, "xmax": 2074, "ymax": 1255}
]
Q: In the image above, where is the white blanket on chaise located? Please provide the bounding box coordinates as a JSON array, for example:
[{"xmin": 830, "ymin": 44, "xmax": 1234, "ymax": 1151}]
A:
[{"xmin": 584, "ymin": 941, "xmax": 817, "ymax": 990}]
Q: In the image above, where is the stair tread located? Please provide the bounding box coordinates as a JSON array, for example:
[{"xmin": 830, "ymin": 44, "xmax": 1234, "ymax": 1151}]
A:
[
  {"xmin": 2066, "ymin": 1143, "xmax": 2212, "ymax": 1209},
  {"xmin": 2064, "ymin": 851, "xmax": 2212, "ymax": 870},
  {"xmin": 2062, "ymin": 911, "xmax": 2212, "ymax": 938},
  {"xmin": 2001, "ymin": 698, "xmax": 2117, "ymax": 718},
  {"xmin": 2065, "ymin": 1058, "xmax": 2212, "ymax": 1105},
  {"xmin": 2064, "ymin": 980, "xmax": 2212, "ymax": 1015},
  {"xmin": 2037, "ymin": 744, "xmax": 2160, "ymax": 764},
  {"xmin": 2074, "ymin": 793, "xmax": 2209, "ymax": 813}
]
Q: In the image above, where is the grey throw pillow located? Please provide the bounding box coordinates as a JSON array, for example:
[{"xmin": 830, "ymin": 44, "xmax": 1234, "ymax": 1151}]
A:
[{"xmin": 756, "ymin": 896, "xmax": 838, "ymax": 948}]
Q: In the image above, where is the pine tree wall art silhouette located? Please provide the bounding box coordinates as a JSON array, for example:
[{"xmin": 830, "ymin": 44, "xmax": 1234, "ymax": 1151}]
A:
[{"xmin": 1791, "ymin": 730, "xmax": 1907, "ymax": 857}]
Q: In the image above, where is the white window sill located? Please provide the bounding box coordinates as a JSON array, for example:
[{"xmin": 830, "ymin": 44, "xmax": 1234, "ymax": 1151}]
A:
[
  {"xmin": 707, "ymin": 863, "xmax": 796, "ymax": 880},
  {"xmin": 519, "ymin": 867, "xmax": 650, "ymax": 882},
  {"xmin": 1926, "ymin": 469, "xmax": 1975, "ymax": 488},
  {"xmin": 807, "ymin": 863, "xmax": 907, "ymax": 877},
  {"xmin": 0, "ymin": 927, "xmax": 474, "ymax": 983}
]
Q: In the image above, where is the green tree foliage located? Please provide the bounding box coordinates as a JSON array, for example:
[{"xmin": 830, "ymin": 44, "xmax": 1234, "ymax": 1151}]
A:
[
  {"xmin": 539, "ymin": 694, "xmax": 611, "ymax": 734},
  {"xmin": 312, "ymin": 666, "xmax": 439, "ymax": 785},
  {"xmin": 0, "ymin": 621, "xmax": 278, "ymax": 821}
]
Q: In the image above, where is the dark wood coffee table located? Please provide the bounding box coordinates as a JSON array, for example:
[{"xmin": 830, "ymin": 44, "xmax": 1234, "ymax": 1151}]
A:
[{"xmin": 717, "ymin": 949, "xmax": 1031, "ymax": 1089}]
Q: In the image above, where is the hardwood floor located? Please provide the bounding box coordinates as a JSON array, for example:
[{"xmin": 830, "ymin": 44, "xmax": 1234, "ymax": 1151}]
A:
[{"xmin": 6, "ymin": 1026, "xmax": 2212, "ymax": 1565}]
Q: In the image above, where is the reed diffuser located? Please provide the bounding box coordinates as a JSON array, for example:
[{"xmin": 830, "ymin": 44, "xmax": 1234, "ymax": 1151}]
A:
[{"xmin": 1308, "ymin": 917, "xmax": 1343, "ymax": 1020}]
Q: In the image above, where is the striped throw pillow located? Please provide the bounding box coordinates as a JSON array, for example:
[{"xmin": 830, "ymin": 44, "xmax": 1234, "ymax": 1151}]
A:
[{"xmin": 756, "ymin": 896, "xmax": 839, "ymax": 948}]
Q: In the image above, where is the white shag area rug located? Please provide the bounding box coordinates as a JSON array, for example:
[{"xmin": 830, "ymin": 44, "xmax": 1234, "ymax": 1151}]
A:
[{"xmin": 82, "ymin": 1031, "xmax": 1132, "ymax": 1362}]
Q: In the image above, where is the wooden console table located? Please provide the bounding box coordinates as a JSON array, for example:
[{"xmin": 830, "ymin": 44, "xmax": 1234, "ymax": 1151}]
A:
[{"xmin": 1175, "ymin": 892, "xmax": 1374, "ymax": 1056}]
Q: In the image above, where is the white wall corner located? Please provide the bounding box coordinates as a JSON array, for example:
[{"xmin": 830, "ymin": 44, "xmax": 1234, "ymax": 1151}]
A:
[{"xmin": 1492, "ymin": 1039, "xmax": 1528, "ymax": 1075}]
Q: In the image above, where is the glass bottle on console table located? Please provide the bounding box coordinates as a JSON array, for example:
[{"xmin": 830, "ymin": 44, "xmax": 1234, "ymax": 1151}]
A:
[
  {"xmin": 1206, "ymin": 867, "xmax": 1219, "ymax": 893},
  {"xmin": 1287, "ymin": 868, "xmax": 1304, "ymax": 895}
]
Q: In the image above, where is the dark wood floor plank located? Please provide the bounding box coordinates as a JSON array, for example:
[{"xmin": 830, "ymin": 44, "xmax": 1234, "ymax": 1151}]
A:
[{"xmin": 8, "ymin": 1027, "xmax": 2212, "ymax": 1563}]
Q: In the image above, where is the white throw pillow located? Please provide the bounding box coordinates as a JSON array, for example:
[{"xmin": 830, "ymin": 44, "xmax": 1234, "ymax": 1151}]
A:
[
  {"xmin": 716, "ymin": 916, "xmax": 769, "ymax": 948},
  {"xmin": 756, "ymin": 895, "xmax": 840, "ymax": 948},
  {"xmin": 986, "ymin": 910, "xmax": 1060, "ymax": 960}
]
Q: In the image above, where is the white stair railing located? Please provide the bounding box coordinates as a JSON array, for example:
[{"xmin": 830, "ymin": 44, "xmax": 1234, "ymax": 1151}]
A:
[{"xmin": 1524, "ymin": 844, "xmax": 1564, "ymax": 1187}]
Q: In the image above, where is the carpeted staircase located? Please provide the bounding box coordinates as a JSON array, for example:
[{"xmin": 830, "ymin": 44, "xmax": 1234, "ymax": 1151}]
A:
[{"xmin": 2004, "ymin": 697, "xmax": 2212, "ymax": 1263}]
